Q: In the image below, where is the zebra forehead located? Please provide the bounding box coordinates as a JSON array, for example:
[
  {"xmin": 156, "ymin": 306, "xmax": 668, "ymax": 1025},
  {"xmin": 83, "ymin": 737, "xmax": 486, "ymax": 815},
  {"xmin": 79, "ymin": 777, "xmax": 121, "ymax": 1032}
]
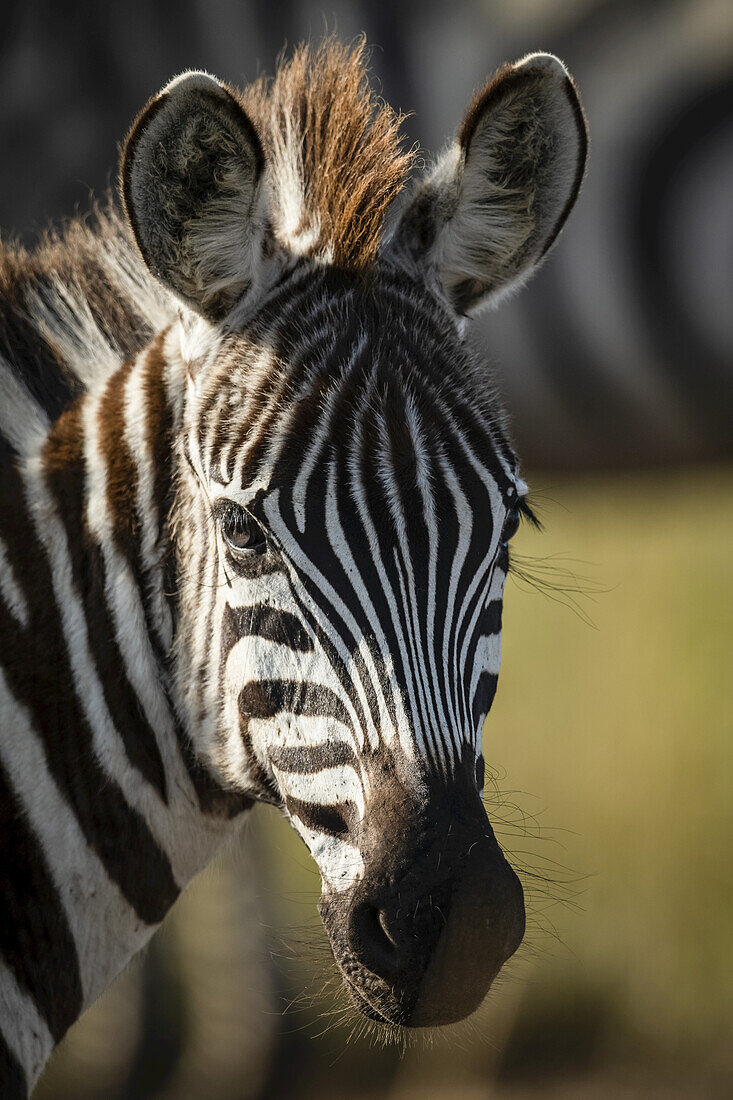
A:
[{"xmin": 192, "ymin": 270, "xmax": 518, "ymax": 501}]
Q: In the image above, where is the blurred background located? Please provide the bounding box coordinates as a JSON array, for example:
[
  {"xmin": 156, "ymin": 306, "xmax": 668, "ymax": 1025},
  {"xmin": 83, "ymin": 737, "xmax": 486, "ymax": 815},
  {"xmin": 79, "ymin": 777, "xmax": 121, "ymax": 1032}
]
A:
[{"xmin": 2, "ymin": 1, "xmax": 731, "ymax": 1097}]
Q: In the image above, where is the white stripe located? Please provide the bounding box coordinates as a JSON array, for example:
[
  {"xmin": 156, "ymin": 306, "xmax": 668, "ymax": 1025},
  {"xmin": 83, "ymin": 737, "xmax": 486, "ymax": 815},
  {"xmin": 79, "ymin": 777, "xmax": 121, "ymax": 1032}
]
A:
[
  {"xmin": 83, "ymin": 397, "xmax": 197, "ymax": 814},
  {"xmin": 347, "ymin": 388, "xmax": 424, "ymax": 760},
  {"xmin": 375, "ymin": 422, "xmax": 446, "ymax": 766},
  {"xmin": 25, "ymin": 277, "xmax": 119, "ymax": 388},
  {"xmin": 264, "ymin": 492, "xmax": 380, "ymax": 754},
  {"xmin": 439, "ymin": 459, "xmax": 475, "ymax": 734},
  {"xmin": 0, "ymin": 355, "xmax": 50, "ymax": 453},
  {"xmin": 0, "ymin": 667, "xmax": 147, "ymax": 1010},
  {"xmin": 0, "ymin": 535, "xmax": 29, "ymax": 627},
  {"xmin": 455, "ymin": 558, "xmax": 504, "ymax": 737},
  {"xmin": 226, "ymin": 634, "xmax": 355, "ymax": 742},
  {"xmin": 392, "ymin": 551, "xmax": 445, "ymax": 768},
  {"xmin": 321, "ymin": 465, "xmax": 410, "ymax": 752},
  {"xmin": 288, "ymin": 820, "xmax": 364, "ymax": 892},
  {"xmin": 458, "ymin": 565, "xmax": 505, "ymax": 737},
  {"xmin": 23, "ymin": 434, "xmax": 228, "ymax": 890},
  {"xmin": 273, "ymin": 762, "xmax": 365, "ymax": 821},
  {"xmin": 0, "ymin": 960, "xmax": 54, "ymax": 1092},
  {"xmin": 470, "ymin": 630, "xmax": 503, "ymax": 719}
]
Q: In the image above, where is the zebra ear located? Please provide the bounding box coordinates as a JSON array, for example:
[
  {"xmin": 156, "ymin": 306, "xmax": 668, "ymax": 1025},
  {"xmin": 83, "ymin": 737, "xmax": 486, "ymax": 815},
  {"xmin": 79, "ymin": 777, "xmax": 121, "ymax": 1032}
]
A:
[
  {"xmin": 120, "ymin": 71, "xmax": 267, "ymax": 321},
  {"xmin": 391, "ymin": 53, "xmax": 588, "ymax": 314}
]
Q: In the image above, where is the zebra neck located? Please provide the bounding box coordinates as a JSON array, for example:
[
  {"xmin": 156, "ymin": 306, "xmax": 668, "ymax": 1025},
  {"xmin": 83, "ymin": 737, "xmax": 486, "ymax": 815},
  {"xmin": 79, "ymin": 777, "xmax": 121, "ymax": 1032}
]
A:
[{"xmin": 0, "ymin": 330, "xmax": 249, "ymax": 1093}]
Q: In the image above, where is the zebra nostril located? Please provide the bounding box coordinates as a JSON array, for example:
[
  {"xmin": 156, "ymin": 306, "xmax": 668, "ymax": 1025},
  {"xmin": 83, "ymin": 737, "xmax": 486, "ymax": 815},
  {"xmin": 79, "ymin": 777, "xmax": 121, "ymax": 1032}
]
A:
[
  {"xmin": 351, "ymin": 902, "xmax": 400, "ymax": 978},
  {"xmin": 378, "ymin": 908, "xmax": 398, "ymax": 948}
]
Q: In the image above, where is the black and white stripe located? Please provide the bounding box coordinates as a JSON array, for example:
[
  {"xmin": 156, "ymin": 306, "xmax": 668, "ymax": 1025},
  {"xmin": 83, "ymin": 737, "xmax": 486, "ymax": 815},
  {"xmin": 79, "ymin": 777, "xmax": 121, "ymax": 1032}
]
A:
[{"xmin": 170, "ymin": 265, "xmax": 521, "ymax": 891}]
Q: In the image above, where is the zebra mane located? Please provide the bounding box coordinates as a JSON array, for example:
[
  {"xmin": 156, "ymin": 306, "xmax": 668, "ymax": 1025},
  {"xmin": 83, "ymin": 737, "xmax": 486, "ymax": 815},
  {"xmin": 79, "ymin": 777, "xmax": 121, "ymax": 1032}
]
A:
[
  {"xmin": 0, "ymin": 201, "xmax": 174, "ymax": 416},
  {"xmin": 239, "ymin": 37, "xmax": 415, "ymax": 267}
]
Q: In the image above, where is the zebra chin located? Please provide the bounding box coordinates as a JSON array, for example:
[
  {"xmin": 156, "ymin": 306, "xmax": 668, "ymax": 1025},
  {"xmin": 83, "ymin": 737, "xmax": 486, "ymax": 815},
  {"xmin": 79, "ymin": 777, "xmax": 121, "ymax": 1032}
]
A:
[{"xmin": 316, "ymin": 774, "xmax": 526, "ymax": 1029}]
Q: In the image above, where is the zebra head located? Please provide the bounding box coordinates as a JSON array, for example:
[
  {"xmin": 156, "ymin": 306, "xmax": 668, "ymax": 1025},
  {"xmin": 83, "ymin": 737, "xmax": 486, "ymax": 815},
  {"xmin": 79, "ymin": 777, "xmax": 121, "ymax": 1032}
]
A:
[{"xmin": 121, "ymin": 45, "xmax": 587, "ymax": 1028}]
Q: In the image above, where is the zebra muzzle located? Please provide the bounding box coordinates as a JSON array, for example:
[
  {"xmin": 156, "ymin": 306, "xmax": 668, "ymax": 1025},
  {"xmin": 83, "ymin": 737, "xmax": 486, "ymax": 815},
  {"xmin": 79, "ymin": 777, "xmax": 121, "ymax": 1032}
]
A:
[{"xmin": 318, "ymin": 780, "xmax": 525, "ymax": 1028}]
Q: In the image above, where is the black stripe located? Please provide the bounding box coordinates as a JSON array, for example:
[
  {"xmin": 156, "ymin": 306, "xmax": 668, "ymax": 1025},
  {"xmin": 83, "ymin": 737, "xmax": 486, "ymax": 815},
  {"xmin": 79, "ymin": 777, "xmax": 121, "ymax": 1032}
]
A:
[
  {"xmin": 222, "ymin": 604, "xmax": 313, "ymax": 653},
  {"xmin": 272, "ymin": 570, "xmax": 374, "ymax": 748},
  {"xmin": 472, "ymin": 671, "xmax": 498, "ymax": 730},
  {"xmin": 482, "ymin": 600, "xmax": 503, "ymax": 637},
  {"xmin": 0, "ymin": 1028, "xmax": 27, "ymax": 1100},
  {"xmin": 269, "ymin": 740, "xmax": 358, "ymax": 774},
  {"xmin": 461, "ymin": 599, "xmax": 504, "ymax": 739},
  {"xmin": 285, "ymin": 796, "xmax": 356, "ymax": 838},
  {"xmin": 239, "ymin": 679, "xmax": 352, "ymax": 727},
  {"xmin": 455, "ymin": 570, "xmax": 497, "ymax": 739},
  {"xmin": 42, "ymin": 403, "xmax": 169, "ymax": 802},
  {"xmin": 0, "ymin": 755, "xmax": 82, "ymax": 1044},
  {"xmin": 268, "ymin": 345, "xmax": 392, "ymax": 744},
  {"xmin": 355, "ymin": 389, "xmax": 442, "ymax": 772},
  {"xmin": 0, "ymin": 454, "xmax": 179, "ymax": 925},
  {"xmin": 0, "ymin": 273, "xmax": 83, "ymax": 422}
]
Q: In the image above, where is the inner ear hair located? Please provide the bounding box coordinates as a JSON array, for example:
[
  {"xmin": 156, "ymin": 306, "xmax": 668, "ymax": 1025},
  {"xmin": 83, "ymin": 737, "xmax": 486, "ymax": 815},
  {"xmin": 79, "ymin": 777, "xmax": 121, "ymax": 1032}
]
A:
[
  {"xmin": 392, "ymin": 53, "xmax": 588, "ymax": 316},
  {"xmin": 452, "ymin": 54, "xmax": 588, "ymax": 307},
  {"xmin": 120, "ymin": 72, "xmax": 266, "ymax": 321}
]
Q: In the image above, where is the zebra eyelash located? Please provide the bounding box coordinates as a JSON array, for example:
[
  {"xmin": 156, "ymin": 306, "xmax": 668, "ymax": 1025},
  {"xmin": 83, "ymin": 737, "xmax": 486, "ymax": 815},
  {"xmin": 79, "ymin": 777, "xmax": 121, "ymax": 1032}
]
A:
[
  {"xmin": 502, "ymin": 494, "xmax": 541, "ymax": 544},
  {"xmin": 502, "ymin": 494, "xmax": 541, "ymax": 575},
  {"xmin": 516, "ymin": 495, "xmax": 541, "ymax": 531}
]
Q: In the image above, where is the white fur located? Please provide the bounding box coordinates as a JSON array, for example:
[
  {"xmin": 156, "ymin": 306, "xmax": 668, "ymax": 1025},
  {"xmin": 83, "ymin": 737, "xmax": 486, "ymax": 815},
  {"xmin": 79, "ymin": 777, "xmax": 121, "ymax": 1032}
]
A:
[
  {"xmin": 0, "ymin": 535, "xmax": 29, "ymax": 627},
  {"xmin": 0, "ymin": 354, "xmax": 50, "ymax": 453},
  {"xmin": 26, "ymin": 277, "xmax": 120, "ymax": 386},
  {"xmin": 0, "ymin": 959, "xmax": 54, "ymax": 1093},
  {"xmin": 0, "ymin": 668, "xmax": 151, "ymax": 1013}
]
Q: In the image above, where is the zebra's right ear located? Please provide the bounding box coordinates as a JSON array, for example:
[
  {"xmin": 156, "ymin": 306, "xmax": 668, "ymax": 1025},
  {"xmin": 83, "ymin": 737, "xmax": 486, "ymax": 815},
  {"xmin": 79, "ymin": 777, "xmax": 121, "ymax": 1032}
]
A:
[{"xmin": 120, "ymin": 71, "xmax": 267, "ymax": 322}]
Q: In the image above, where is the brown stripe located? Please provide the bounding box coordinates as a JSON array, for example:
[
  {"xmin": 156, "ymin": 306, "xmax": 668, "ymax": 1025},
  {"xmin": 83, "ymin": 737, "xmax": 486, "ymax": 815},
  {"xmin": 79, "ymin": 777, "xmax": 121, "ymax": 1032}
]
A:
[{"xmin": 98, "ymin": 350, "xmax": 170, "ymax": 659}]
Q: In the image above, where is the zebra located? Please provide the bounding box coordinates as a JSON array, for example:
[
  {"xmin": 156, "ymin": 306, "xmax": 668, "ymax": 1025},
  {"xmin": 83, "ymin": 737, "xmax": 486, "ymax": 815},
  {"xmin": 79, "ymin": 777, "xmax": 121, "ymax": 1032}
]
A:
[{"xmin": 0, "ymin": 39, "xmax": 587, "ymax": 1097}]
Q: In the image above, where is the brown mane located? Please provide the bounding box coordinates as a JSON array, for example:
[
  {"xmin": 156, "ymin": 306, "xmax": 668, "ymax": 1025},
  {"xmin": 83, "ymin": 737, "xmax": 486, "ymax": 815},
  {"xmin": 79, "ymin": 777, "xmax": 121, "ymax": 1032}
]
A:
[{"xmin": 240, "ymin": 38, "xmax": 415, "ymax": 268}]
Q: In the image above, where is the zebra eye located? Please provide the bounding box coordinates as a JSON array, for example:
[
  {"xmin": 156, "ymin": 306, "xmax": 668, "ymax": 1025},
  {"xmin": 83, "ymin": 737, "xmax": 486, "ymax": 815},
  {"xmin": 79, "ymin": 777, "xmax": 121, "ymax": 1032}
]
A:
[
  {"xmin": 502, "ymin": 505, "xmax": 521, "ymax": 545},
  {"xmin": 219, "ymin": 502, "xmax": 267, "ymax": 553}
]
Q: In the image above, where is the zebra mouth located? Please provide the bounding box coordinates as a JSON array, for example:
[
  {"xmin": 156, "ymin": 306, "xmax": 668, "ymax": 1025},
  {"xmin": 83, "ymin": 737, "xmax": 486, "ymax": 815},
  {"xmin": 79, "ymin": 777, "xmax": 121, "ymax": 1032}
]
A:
[
  {"xmin": 317, "ymin": 756, "xmax": 526, "ymax": 1029},
  {"xmin": 342, "ymin": 974, "xmax": 405, "ymax": 1027}
]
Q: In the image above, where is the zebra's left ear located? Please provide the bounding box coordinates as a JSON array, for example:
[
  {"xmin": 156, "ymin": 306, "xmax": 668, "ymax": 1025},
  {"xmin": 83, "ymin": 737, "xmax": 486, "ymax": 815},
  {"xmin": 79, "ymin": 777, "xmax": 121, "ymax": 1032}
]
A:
[
  {"xmin": 120, "ymin": 71, "xmax": 268, "ymax": 321},
  {"xmin": 390, "ymin": 53, "xmax": 588, "ymax": 314}
]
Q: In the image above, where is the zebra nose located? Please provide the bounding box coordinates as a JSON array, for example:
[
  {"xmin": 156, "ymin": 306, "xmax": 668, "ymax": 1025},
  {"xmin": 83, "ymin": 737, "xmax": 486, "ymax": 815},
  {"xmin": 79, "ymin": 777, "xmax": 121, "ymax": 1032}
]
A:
[
  {"xmin": 349, "ymin": 901, "xmax": 402, "ymax": 980},
  {"xmin": 409, "ymin": 851, "xmax": 525, "ymax": 1027},
  {"xmin": 339, "ymin": 837, "xmax": 526, "ymax": 1026}
]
